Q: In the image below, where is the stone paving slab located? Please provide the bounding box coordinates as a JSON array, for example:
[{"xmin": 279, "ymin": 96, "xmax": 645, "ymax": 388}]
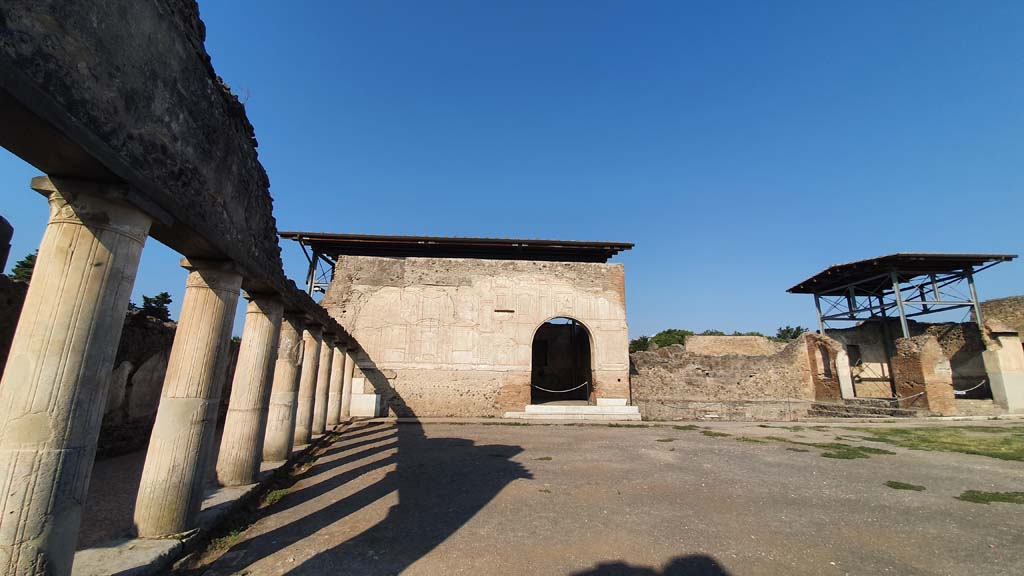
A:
[{"xmin": 186, "ymin": 419, "xmax": 1024, "ymax": 576}]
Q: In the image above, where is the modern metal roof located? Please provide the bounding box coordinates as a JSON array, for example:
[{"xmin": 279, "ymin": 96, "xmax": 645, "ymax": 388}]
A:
[
  {"xmin": 279, "ymin": 231, "xmax": 634, "ymax": 263},
  {"xmin": 788, "ymin": 253, "xmax": 1016, "ymax": 295}
]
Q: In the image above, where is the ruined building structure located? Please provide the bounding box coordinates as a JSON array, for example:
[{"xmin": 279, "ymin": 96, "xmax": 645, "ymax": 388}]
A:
[{"xmin": 283, "ymin": 232, "xmax": 638, "ymax": 419}]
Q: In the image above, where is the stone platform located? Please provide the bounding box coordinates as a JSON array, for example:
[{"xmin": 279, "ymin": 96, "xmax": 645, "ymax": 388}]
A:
[{"xmin": 503, "ymin": 403, "xmax": 642, "ymax": 421}]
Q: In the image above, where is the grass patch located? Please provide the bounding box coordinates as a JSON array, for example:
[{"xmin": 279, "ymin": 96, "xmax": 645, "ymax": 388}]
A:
[
  {"xmin": 700, "ymin": 430, "xmax": 731, "ymax": 438},
  {"xmin": 735, "ymin": 436, "xmax": 767, "ymax": 443},
  {"xmin": 885, "ymin": 480, "xmax": 926, "ymax": 491},
  {"xmin": 538, "ymin": 488, "xmax": 552, "ymax": 494},
  {"xmin": 655, "ymin": 438, "xmax": 675, "ymax": 443},
  {"xmin": 856, "ymin": 425, "xmax": 1024, "ymax": 461},
  {"xmin": 534, "ymin": 456, "xmax": 552, "ymax": 461},
  {"xmin": 785, "ymin": 447, "xmax": 810, "ymax": 452},
  {"xmin": 673, "ymin": 425, "xmax": 699, "ymax": 431},
  {"xmin": 261, "ymin": 489, "xmax": 289, "ymax": 507},
  {"xmin": 956, "ymin": 490, "xmax": 1024, "ymax": 505},
  {"xmin": 762, "ymin": 435, "xmax": 894, "ymax": 459},
  {"xmin": 607, "ymin": 423, "xmax": 648, "ymax": 428}
]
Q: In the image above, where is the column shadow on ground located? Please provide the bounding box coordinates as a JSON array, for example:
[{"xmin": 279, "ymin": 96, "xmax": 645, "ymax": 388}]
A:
[{"xmin": 210, "ymin": 416, "xmax": 531, "ymax": 575}]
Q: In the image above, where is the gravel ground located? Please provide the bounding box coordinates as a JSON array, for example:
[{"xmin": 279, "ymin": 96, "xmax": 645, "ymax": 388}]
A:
[{"xmin": 181, "ymin": 419, "xmax": 1024, "ymax": 576}]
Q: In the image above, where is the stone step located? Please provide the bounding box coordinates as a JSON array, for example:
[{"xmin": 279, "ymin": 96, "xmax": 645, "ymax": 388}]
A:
[
  {"xmin": 955, "ymin": 399, "xmax": 1005, "ymax": 417},
  {"xmin": 807, "ymin": 402, "xmax": 919, "ymax": 418},
  {"xmin": 524, "ymin": 404, "xmax": 640, "ymax": 415},
  {"xmin": 502, "ymin": 411, "xmax": 643, "ymax": 421}
]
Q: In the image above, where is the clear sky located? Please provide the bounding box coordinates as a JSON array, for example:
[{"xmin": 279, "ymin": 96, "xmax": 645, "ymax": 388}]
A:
[{"xmin": 2, "ymin": 1, "xmax": 1022, "ymax": 337}]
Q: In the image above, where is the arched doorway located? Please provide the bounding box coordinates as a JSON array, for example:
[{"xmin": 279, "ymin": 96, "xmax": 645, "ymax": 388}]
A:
[{"xmin": 531, "ymin": 317, "xmax": 592, "ymax": 404}]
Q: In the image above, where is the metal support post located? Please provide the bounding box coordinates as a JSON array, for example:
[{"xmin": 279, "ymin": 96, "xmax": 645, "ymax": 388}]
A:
[
  {"xmin": 814, "ymin": 294, "xmax": 826, "ymax": 335},
  {"xmin": 966, "ymin": 267, "xmax": 984, "ymax": 326},
  {"xmin": 890, "ymin": 272, "xmax": 910, "ymax": 338}
]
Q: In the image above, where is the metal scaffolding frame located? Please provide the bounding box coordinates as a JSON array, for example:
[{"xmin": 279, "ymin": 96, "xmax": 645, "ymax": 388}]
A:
[
  {"xmin": 790, "ymin": 254, "xmax": 1016, "ymax": 338},
  {"xmin": 297, "ymin": 241, "xmax": 336, "ymax": 296}
]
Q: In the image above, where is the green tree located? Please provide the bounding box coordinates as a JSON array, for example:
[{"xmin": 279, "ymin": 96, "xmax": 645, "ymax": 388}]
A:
[
  {"xmin": 698, "ymin": 329, "xmax": 725, "ymax": 336},
  {"xmin": 629, "ymin": 335, "xmax": 651, "ymax": 353},
  {"xmin": 10, "ymin": 251, "xmax": 36, "ymax": 284},
  {"xmin": 774, "ymin": 325, "xmax": 808, "ymax": 341},
  {"xmin": 651, "ymin": 329, "xmax": 693, "ymax": 348},
  {"xmin": 141, "ymin": 292, "xmax": 173, "ymax": 322}
]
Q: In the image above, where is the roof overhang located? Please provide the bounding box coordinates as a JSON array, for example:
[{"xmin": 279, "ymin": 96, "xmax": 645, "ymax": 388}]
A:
[
  {"xmin": 788, "ymin": 253, "xmax": 1017, "ymax": 295},
  {"xmin": 280, "ymin": 231, "xmax": 633, "ymax": 263}
]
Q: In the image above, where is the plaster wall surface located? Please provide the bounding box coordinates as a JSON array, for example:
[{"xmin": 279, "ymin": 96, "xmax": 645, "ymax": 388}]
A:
[{"xmin": 321, "ymin": 255, "xmax": 630, "ymax": 416}]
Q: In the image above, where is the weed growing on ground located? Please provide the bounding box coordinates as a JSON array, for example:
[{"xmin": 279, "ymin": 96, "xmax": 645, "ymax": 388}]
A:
[
  {"xmin": 856, "ymin": 426, "xmax": 1024, "ymax": 461},
  {"xmin": 209, "ymin": 528, "xmax": 244, "ymax": 551},
  {"xmin": 535, "ymin": 456, "xmax": 553, "ymax": 461},
  {"xmin": 538, "ymin": 488, "xmax": 552, "ymax": 494},
  {"xmin": 607, "ymin": 423, "xmax": 649, "ymax": 428},
  {"xmin": 885, "ymin": 481, "xmax": 926, "ymax": 491},
  {"xmin": 261, "ymin": 489, "xmax": 289, "ymax": 507},
  {"xmin": 673, "ymin": 425, "xmax": 699, "ymax": 431},
  {"xmin": 735, "ymin": 437, "xmax": 767, "ymax": 443},
  {"xmin": 785, "ymin": 447, "xmax": 810, "ymax": 452},
  {"xmin": 701, "ymin": 430, "xmax": 731, "ymax": 438},
  {"xmin": 955, "ymin": 490, "xmax": 1024, "ymax": 505},
  {"xmin": 656, "ymin": 438, "xmax": 675, "ymax": 443}
]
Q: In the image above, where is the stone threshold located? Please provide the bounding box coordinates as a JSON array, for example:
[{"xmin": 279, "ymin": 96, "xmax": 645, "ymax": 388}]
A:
[
  {"xmin": 71, "ymin": 426, "xmax": 347, "ymax": 576},
  {"xmin": 373, "ymin": 414, "xmax": 1024, "ymax": 427}
]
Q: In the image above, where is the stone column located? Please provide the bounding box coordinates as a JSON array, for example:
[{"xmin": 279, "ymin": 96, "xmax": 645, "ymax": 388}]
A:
[
  {"xmin": 326, "ymin": 344, "xmax": 348, "ymax": 426},
  {"xmin": 215, "ymin": 295, "xmax": 283, "ymax": 486},
  {"xmin": 311, "ymin": 336, "xmax": 334, "ymax": 435},
  {"xmin": 263, "ymin": 314, "xmax": 304, "ymax": 461},
  {"xmin": 340, "ymin": 348, "xmax": 357, "ymax": 419},
  {"xmin": 0, "ymin": 177, "xmax": 150, "ymax": 575},
  {"xmin": 293, "ymin": 325, "xmax": 322, "ymax": 445},
  {"xmin": 133, "ymin": 260, "xmax": 242, "ymax": 538}
]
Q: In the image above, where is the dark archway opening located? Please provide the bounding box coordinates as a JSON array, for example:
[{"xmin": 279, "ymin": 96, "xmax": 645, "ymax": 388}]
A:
[{"xmin": 531, "ymin": 317, "xmax": 592, "ymax": 404}]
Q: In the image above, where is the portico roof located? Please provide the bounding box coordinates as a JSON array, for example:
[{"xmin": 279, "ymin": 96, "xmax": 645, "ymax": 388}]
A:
[
  {"xmin": 279, "ymin": 231, "xmax": 634, "ymax": 263},
  {"xmin": 787, "ymin": 253, "xmax": 1016, "ymax": 295}
]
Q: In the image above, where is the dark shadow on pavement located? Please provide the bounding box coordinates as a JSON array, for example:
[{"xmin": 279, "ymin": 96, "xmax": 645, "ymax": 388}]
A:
[{"xmin": 572, "ymin": 555, "xmax": 732, "ymax": 576}]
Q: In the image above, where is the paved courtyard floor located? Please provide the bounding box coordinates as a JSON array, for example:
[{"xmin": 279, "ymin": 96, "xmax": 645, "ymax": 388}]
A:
[{"xmin": 182, "ymin": 419, "xmax": 1023, "ymax": 576}]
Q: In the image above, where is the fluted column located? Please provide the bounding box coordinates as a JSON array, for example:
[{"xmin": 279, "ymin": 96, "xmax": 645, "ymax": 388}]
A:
[
  {"xmin": 340, "ymin": 348, "xmax": 357, "ymax": 419},
  {"xmin": 215, "ymin": 295, "xmax": 283, "ymax": 486},
  {"xmin": 311, "ymin": 336, "xmax": 334, "ymax": 435},
  {"xmin": 133, "ymin": 260, "xmax": 242, "ymax": 538},
  {"xmin": 263, "ymin": 314, "xmax": 304, "ymax": 461},
  {"xmin": 293, "ymin": 325, "xmax": 322, "ymax": 445},
  {"xmin": 326, "ymin": 344, "xmax": 347, "ymax": 426},
  {"xmin": 0, "ymin": 177, "xmax": 150, "ymax": 575}
]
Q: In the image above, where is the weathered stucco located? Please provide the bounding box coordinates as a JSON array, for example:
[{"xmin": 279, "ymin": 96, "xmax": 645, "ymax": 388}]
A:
[{"xmin": 321, "ymin": 255, "xmax": 630, "ymax": 416}]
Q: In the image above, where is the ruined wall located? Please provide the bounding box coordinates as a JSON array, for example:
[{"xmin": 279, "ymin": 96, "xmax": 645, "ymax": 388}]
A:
[
  {"xmin": 0, "ymin": 276, "xmax": 28, "ymax": 375},
  {"xmin": 825, "ymin": 319, "xmax": 989, "ymax": 398},
  {"xmin": 321, "ymin": 255, "xmax": 630, "ymax": 417},
  {"xmin": 981, "ymin": 296, "xmax": 1024, "ymax": 339},
  {"xmin": 891, "ymin": 335, "xmax": 956, "ymax": 415},
  {"xmin": 630, "ymin": 335, "xmax": 814, "ymax": 421}
]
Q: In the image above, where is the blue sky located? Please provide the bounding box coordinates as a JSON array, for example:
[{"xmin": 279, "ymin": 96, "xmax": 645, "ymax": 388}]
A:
[{"xmin": 2, "ymin": 1, "xmax": 1022, "ymax": 337}]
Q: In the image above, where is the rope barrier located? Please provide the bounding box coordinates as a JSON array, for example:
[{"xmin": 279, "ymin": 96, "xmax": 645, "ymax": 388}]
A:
[
  {"xmin": 953, "ymin": 379, "xmax": 988, "ymax": 396},
  {"xmin": 531, "ymin": 381, "xmax": 590, "ymax": 394}
]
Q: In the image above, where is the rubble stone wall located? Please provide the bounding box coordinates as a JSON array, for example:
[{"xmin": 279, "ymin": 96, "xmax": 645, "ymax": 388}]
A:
[
  {"xmin": 321, "ymin": 255, "xmax": 630, "ymax": 417},
  {"xmin": 981, "ymin": 296, "xmax": 1024, "ymax": 337},
  {"xmin": 630, "ymin": 335, "xmax": 815, "ymax": 421}
]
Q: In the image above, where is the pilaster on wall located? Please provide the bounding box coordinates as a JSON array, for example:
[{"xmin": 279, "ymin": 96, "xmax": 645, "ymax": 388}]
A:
[
  {"xmin": 983, "ymin": 323, "xmax": 1024, "ymax": 413},
  {"xmin": 891, "ymin": 335, "xmax": 957, "ymax": 415}
]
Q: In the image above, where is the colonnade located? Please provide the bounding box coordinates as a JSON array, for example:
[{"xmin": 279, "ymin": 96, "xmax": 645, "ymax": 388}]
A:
[{"xmin": 0, "ymin": 177, "xmax": 356, "ymax": 573}]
